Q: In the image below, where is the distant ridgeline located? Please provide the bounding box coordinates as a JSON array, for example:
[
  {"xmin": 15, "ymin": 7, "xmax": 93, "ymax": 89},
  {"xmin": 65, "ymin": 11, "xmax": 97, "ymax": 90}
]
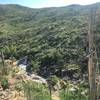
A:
[{"xmin": 0, "ymin": 3, "xmax": 100, "ymax": 77}]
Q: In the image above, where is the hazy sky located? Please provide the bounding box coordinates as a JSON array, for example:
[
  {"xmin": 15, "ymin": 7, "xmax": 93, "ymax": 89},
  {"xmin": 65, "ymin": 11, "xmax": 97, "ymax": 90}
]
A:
[{"xmin": 0, "ymin": 0, "xmax": 100, "ymax": 8}]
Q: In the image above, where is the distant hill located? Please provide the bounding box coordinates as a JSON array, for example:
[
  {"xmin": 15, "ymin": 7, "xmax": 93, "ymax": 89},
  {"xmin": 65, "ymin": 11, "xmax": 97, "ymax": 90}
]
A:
[{"xmin": 0, "ymin": 3, "xmax": 100, "ymax": 35}]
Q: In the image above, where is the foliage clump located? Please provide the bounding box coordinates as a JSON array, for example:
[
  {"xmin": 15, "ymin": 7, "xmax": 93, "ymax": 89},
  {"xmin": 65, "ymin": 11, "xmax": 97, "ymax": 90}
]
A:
[
  {"xmin": 1, "ymin": 79, "xmax": 9, "ymax": 90},
  {"xmin": 22, "ymin": 80, "xmax": 51, "ymax": 100},
  {"xmin": 47, "ymin": 75, "xmax": 59, "ymax": 87}
]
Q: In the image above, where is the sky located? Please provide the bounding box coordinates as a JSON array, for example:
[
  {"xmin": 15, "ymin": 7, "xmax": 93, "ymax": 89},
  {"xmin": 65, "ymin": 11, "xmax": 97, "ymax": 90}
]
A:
[{"xmin": 0, "ymin": 0, "xmax": 100, "ymax": 8}]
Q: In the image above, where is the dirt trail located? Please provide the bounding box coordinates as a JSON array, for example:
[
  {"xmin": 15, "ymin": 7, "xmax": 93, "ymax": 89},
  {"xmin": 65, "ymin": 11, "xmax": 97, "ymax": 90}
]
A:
[{"xmin": 52, "ymin": 91, "xmax": 60, "ymax": 100}]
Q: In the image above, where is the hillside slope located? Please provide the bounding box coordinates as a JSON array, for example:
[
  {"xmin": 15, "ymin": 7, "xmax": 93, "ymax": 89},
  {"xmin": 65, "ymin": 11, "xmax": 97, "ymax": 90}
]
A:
[{"xmin": 0, "ymin": 3, "xmax": 100, "ymax": 77}]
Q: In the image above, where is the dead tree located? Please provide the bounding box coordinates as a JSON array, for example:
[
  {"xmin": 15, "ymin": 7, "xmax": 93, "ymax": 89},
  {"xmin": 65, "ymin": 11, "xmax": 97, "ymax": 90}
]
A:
[
  {"xmin": 0, "ymin": 51, "xmax": 6, "ymax": 75},
  {"xmin": 88, "ymin": 8, "xmax": 97, "ymax": 100}
]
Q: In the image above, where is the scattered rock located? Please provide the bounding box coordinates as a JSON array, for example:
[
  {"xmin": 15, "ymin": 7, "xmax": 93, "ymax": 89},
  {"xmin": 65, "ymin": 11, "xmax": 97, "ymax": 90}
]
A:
[{"xmin": 1, "ymin": 95, "xmax": 5, "ymax": 99}]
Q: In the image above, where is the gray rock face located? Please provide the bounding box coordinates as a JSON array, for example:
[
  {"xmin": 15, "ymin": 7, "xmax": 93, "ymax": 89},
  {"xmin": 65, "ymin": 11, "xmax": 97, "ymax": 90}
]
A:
[{"xmin": 17, "ymin": 56, "xmax": 28, "ymax": 66}]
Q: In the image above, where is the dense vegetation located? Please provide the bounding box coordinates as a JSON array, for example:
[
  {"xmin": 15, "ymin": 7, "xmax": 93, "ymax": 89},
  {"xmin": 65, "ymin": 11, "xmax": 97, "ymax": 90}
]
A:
[{"xmin": 0, "ymin": 3, "xmax": 100, "ymax": 78}]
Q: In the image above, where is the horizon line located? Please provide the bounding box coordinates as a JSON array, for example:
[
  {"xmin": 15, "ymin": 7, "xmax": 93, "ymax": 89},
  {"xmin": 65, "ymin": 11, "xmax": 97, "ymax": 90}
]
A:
[{"xmin": 0, "ymin": 2, "xmax": 100, "ymax": 9}]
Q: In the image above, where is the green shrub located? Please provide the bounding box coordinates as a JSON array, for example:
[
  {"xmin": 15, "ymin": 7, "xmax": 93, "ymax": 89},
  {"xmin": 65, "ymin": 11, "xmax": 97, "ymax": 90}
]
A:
[
  {"xmin": 14, "ymin": 80, "xmax": 23, "ymax": 91},
  {"xmin": 59, "ymin": 87, "xmax": 89, "ymax": 100},
  {"xmin": 59, "ymin": 80, "xmax": 89, "ymax": 100},
  {"xmin": 47, "ymin": 75, "xmax": 59, "ymax": 87},
  {"xmin": 1, "ymin": 79, "xmax": 9, "ymax": 90},
  {"xmin": 22, "ymin": 80, "xmax": 51, "ymax": 100}
]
